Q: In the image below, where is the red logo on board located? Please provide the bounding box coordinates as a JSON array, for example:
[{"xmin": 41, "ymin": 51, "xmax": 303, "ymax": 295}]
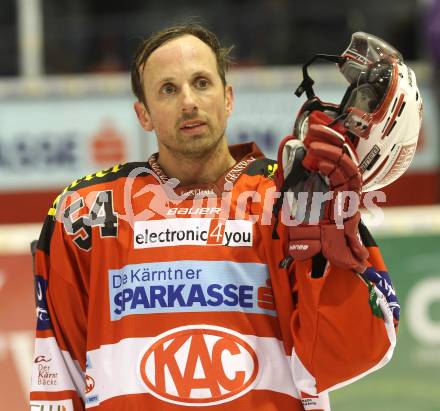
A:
[{"xmin": 91, "ymin": 121, "xmax": 126, "ymax": 166}]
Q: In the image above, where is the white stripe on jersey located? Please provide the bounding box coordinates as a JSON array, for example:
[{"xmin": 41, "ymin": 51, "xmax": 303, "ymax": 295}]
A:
[{"xmin": 85, "ymin": 333, "xmax": 300, "ymax": 406}]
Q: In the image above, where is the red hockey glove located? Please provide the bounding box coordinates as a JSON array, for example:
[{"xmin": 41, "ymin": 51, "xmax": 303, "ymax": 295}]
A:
[
  {"xmin": 302, "ymin": 110, "xmax": 362, "ymax": 222},
  {"xmin": 277, "ymin": 111, "xmax": 369, "ymax": 273}
]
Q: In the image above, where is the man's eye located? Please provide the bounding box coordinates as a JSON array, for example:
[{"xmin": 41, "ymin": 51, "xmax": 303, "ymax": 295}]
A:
[
  {"xmin": 195, "ymin": 78, "xmax": 209, "ymax": 88},
  {"xmin": 161, "ymin": 84, "xmax": 176, "ymax": 94}
]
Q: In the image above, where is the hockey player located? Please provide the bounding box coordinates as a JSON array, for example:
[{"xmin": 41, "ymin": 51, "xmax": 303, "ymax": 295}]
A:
[{"xmin": 30, "ymin": 26, "xmax": 413, "ymax": 410}]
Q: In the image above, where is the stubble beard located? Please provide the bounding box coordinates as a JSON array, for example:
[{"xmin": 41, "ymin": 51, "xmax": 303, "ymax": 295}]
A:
[{"xmin": 168, "ymin": 122, "xmax": 227, "ymax": 160}]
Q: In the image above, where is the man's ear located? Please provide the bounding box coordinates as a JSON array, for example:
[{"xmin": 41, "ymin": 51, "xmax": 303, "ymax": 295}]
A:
[
  {"xmin": 134, "ymin": 101, "xmax": 154, "ymax": 131},
  {"xmin": 225, "ymin": 84, "xmax": 234, "ymax": 117}
]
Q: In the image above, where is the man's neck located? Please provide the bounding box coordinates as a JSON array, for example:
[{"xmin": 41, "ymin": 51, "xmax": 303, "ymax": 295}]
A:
[{"xmin": 157, "ymin": 138, "xmax": 236, "ymax": 186}]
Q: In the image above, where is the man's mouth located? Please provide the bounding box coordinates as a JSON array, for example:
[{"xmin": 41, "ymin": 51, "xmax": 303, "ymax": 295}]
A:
[
  {"xmin": 180, "ymin": 120, "xmax": 206, "ymax": 129},
  {"xmin": 179, "ymin": 120, "xmax": 207, "ymax": 133}
]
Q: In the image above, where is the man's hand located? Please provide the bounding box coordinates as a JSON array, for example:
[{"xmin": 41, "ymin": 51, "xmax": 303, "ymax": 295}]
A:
[{"xmin": 277, "ymin": 111, "xmax": 369, "ymax": 273}]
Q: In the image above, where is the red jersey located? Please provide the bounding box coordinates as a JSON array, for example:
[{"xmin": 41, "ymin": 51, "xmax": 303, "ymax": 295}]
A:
[{"xmin": 30, "ymin": 143, "xmax": 396, "ymax": 411}]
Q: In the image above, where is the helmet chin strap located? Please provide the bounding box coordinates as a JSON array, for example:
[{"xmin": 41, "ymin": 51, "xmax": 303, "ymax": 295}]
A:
[
  {"xmin": 294, "ymin": 54, "xmax": 359, "ymax": 135},
  {"xmin": 295, "ymin": 54, "xmax": 346, "ymax": 99}
]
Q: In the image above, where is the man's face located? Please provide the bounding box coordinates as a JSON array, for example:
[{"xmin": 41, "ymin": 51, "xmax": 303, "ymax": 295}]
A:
[{"xmin": 137, "ymin": 35, "xmax": 233, "ymax": 157}]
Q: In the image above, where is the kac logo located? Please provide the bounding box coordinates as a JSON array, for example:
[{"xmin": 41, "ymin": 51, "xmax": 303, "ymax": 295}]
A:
[
  {"xmin": 138, "ymin": 325, "xmax": 259, "ymax": 406},
  {"xmin": 85, "ymin": 374, "xmax": 95, "ymax": 394}
]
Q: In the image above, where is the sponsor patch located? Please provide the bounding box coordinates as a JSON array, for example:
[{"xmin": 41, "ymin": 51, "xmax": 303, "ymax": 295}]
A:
[
  {"xmin": 86, "ymin": 374, "xmax": 95, "ymax": 394},
  {"xmin": 300, "ymin": 392, "xmax": 330, "ymax": 411},
  {"xmin": 108, "ymin": 261, "xmax": 276, "ymax": 320},
  {"xmin": 33, "ymin": 350, "xmax": 60, "ymax": 389},
  {"xmin": 32, "ymin": 338, "xmax": 80, "ymax": 393},
  {"xmin": 359, "ymin": 144, "xmax": 380, "ymax": 173},
  {"xmin": 86, "ymin": 395, "xmax": 99, "ymax": 405},
  {"xmin": 30, "ymin": 399, "xmax": 73, "ymax": 411},
  {"xmin": 34, "ymin": 355, "xmax": 51, "ymax": 364},
  {"xmin": 138, "ymin": 325, "xmax": 259, "ymax": 406},
  {"xmin": 85, "ymin": 374, "xmax": 99, "ymax": 405},
  {"xmin": 368, "ymin": 282, "xmax": 384, "ymax": 319},
  {"xmin": 134, "ymin": 218, "xmax": 253, "ymax": 249},
  {"xmin": 34, "ymin": 275, "xmax": 52, "ymax": 331},
  {"xmin": 35, "ymin": 359, "xmax": 59, "ymax": 387}
]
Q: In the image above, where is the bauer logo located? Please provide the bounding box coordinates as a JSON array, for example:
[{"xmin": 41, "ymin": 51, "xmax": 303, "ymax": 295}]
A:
[
  {"xmin": 138, "ymin": 325, "xmax": 259, "ymax": 406},
  {"xmin": 133, "ymin": 218, "xmax": 253, "ymax": 248}
]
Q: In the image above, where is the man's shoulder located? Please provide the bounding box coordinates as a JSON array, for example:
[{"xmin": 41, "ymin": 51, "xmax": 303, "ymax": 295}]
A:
[
  {"xmin": 47, "ymin": 162, "xmax": 153, "ymax": 216},
  {"xmin": 63, "ymin": 162, "xmax": 152, "ymax": 193},
  {"xmin": 243, "ymin": 157, "xmax": 278, "ymax": 180},
  {"xmin": 229, "ymin": 142, "xmax": 277, "ymax": 180}
]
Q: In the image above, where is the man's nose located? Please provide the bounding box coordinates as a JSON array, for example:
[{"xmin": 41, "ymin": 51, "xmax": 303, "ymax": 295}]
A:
[{"xmin": 181, "ymin": 84, "xmax": 198, "ymax": 113}]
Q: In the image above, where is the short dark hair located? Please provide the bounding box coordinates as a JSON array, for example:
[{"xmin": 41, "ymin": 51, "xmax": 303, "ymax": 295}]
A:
[{"xmin": 131, "ymin": 23, "xmax": 233, "ymax": 105}]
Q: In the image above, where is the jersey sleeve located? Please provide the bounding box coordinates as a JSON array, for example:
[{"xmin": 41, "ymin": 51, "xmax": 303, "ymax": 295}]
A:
[
  {"xmin": 289, "ymin": 220, "xmax": 397, "ymax": 396},
  {"xmin": 30, "ymin": 204, "xmax": 88, "ymax": 410}
]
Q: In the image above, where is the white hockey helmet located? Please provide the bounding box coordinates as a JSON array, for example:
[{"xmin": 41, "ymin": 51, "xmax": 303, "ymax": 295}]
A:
[{"xmin": 294, "ymin": 32, "xmax": 423, "ymax": 192}]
